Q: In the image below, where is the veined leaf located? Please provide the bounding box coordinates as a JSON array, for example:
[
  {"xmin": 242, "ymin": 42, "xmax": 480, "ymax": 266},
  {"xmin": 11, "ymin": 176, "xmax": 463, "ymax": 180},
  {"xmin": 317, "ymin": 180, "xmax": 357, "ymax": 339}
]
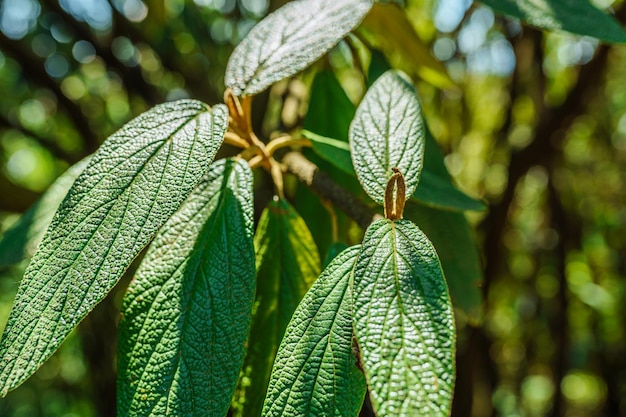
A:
[
  {"xmin": 0, "ymin": 157, "xmax": 90, "ymax": 269},
  {"xmin": 304, "ymin": 127, "xmax": 484, "ymax": 211},
  {"xmin": 359, "ymin": 3, "xmax": 456, "ymax": 89},
  {"xmin": 364, "ymin": 49, "xmax": 484, "ymax": 212},
  {"xmin": 263, "ymin": 245, "xmax": 366, "ymax": 417},
  {"xmin": 303, "ymin": 70, "xmax": 356, "ymax": 141},
  {"xmin": 481, "ymin": 0, "xmax": 626, "ymax": 44},
  {"xmin": 353, "ymin": 219, "xmax": 455, "ymax": 416},
  {"xmin": 225, "ymin": 0, "xmax": 373, "ymax": 97},
  {"xmin": 404, "ymin": 201, "xmax": 483, "ymax": 323},
  {"xmin": 234, "ymin": 198, "xmax": 320, "ymax": 417},
  {"xmin": 0, "ymin": 100, "xmax": 228, "ymax": 396},
  {"xmin": 117, "ymin": 158, "xmax": 255, "ymax": 417},
  {"xmin": 350, "ymin": 70, "xmax": 424, "ymax": 206}
]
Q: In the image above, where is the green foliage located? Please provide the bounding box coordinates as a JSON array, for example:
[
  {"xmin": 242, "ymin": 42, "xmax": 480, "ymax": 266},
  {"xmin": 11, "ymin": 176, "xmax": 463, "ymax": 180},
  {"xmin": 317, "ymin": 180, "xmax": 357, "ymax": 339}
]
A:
[
  {"xmin": 481, "ymin": 0, "xmax": 626, "ymax": 43},
  {"xmin": 304, "ymin": 128, "xmax": 486, "ymax": 212},
  {"xmin": 262, "ymin": 245, "xmax": 365, "ymax": 417},
  {"xmin": 303, "ymin": 70, "xmax": 356, "ymax": 140},
  {"xmin": 0, "ymin": 157, "xmax": 89, "ymax": 269},
  {"xmin": 0, "ymin": 100, "xmax": 227, "ymax": 396},
  {"xmin": 349, "ymin": 70, "xmax": 424, "ymax": 205},
  {"xmin": 353, "ymin": 219, "xmax": 455, "ymax": 415},
  {"xmin": 225, "ymin": 0, "xmax": 373, "ymax": 96},
  {"xmin": 418, "ymin": 127, "xmax": 487, "ymax": 212},
  {"xmin": 234, "ymin": 198, "xmax": 320, "ymax": 417},
  {"xmin": 404, "ymin": 202, "xmax": 484, "ymax": 324},
  {"xmin": 117, "ymin": 158, "xmax": 255, "ymax": 416},
  {"xmin": 2, "ymin": 0, "xmax": 626, "ymax": 416}
]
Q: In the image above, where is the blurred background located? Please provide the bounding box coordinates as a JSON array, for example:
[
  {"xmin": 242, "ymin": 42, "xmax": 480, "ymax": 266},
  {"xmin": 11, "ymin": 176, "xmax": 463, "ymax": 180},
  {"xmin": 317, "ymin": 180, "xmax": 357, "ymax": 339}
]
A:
[{"xmin": 0, "ymin": 0, "xmax": 625, "ymax": 416}]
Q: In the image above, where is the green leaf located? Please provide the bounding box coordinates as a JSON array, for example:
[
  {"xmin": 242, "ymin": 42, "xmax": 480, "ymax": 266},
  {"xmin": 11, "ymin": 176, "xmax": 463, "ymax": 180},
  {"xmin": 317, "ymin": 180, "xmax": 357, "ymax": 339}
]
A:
[
  {"xmin": 225, "ymin": 0, "xmax": 373, "ymax": 97},
  {"xmin": 304, "ymin": 130, "xmax": 478, "ymax": 211},
  {"xmin": 481, "ymin": 0, "xmax": 626, "ymax": 43},
  {"xmin": 349, "ymin": 69, "xmax": 425, "ymax": 206},
  {"xmin": 262, "ymin": 245, "xmax": 366, "ymax": 417},
  {"xmin": 0, "ymin": 100, "xmax": 228, "ymax": 396},
  {"xmin": 117, "ymin": 158, "xmax": 255, "ymax": 416},
  {"xmin": 305, "ymin": 127, "xmax": 484, "ymax": 211},
  {"xmin": 404, "ymin": 201, "xmax": 483, "ymax": 323},
  {"xmin": 303, "ymin": 131, "xmax": 354, "ymax": 176},
  {"xmin": 0, "ymin": 157, "xmax": 90, "ymax": 269},
  {"xmin": 353, "ymin": 219, "xmax": 455, "ymax": 416},
  {"xmin": 364, "ymin": 49, "xmax": 483, "ymax": 211},
  {"xmin": 234, "ymin": 198, "xmax": 321, "ymax": 417},
  {"xmin": 303, "ymin": 70, "xmax": 356, "ymax": 140}
]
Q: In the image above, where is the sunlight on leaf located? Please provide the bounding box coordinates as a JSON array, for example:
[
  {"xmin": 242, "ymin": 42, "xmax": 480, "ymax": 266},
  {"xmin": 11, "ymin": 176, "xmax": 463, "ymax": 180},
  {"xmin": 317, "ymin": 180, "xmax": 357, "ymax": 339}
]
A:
[
  {"xmin": 117, "ymin": 158, "xmax": 255, "ymax": 417},
  {"xmin": 0, "ymin": 100, "xmax": 228, "ymax": 396},
  {"xmin": 263, "ymin": 245, "xmax": 365, "ymax": 417},
  {"xmin": 353, "ymin": 219, "xmax": 455, "ymax": 416}
]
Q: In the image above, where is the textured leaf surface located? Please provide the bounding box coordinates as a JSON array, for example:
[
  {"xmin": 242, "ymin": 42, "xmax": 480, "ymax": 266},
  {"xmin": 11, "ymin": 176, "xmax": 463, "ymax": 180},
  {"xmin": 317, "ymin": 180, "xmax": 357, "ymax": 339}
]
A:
[
  {"xmin": 481, "ymin": 0, "xmax": 626, "ymax": 43},
  {"xmin": 0, "ymin": 100, "xmax": 228, "ymax": 395},
  {"xmin": 0, "ymin": 157, "xmax": 90, "ymax": 269},
  {"xmin": 117, "ymin": 159, "xmax": 255, "ymax": 416},
  {"xmin": 263, "ymin": 245, "xmax": 366, "ymax": 417},
  {"xmin": 305, "ymin": 129, "xmax": 483, "ymax": 211},
  {"xmin": 350, "ymin": 70, "xmax": 424, "ymax": 205},
  {"xmin": 353, "ymin": 219, "xmax": 455, "ymax": 416},
  {"xmin": 405, "ymin": 201, "xmax": 483, "ymax": 323},
  {"xmin": 225, "ymin": 0, "xmax": 373, "ymax": 96},
  {"xmin": 366, "ymin": 57, "xmax": 483, "ymax": 211},
  {"xmin": 234, "ymin": 198, "xmax": 320, "ymax": 417}
]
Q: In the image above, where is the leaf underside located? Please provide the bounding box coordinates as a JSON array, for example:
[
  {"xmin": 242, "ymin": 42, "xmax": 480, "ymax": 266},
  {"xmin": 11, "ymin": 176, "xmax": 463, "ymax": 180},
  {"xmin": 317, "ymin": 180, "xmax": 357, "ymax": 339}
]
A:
[
  {"xmin": 349, "ymin": 70, "xmax": 425, "ymax": 205},
  {"xmin": 117, "ymin": 158, "xmax": 255, "ymax": 417},
  {"xmin": 481, "ymin": 0, "xmax": 626, "ymax": 43},
  {"xmin": 224, "ymin": 0, "xmax": 373, "ymax": 96},
  {"xmin": 263, "ymin": 245, "xmax": 366, "ymax": 417},
  {"xmin": 0, "ymin": 156, "xmax": 90, "ymax": 269},
  {"xmin": 353, "ymin": 219, "xmax": 456, "ymax": 416},
  {"xmin": 233, "ymin": 198, "xmax": 321, "ymax": 417},
  {"xmin": 0, "ymin": 99, "xmax": 228, "ymax": 396}
]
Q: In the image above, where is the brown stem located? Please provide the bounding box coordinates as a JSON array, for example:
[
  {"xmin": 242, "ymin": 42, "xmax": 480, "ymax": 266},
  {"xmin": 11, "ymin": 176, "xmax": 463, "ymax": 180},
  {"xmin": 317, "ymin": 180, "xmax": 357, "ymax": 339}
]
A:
[{"xmin": 282, "ymin": 151, "xmax": 382, "ymax": 230}]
